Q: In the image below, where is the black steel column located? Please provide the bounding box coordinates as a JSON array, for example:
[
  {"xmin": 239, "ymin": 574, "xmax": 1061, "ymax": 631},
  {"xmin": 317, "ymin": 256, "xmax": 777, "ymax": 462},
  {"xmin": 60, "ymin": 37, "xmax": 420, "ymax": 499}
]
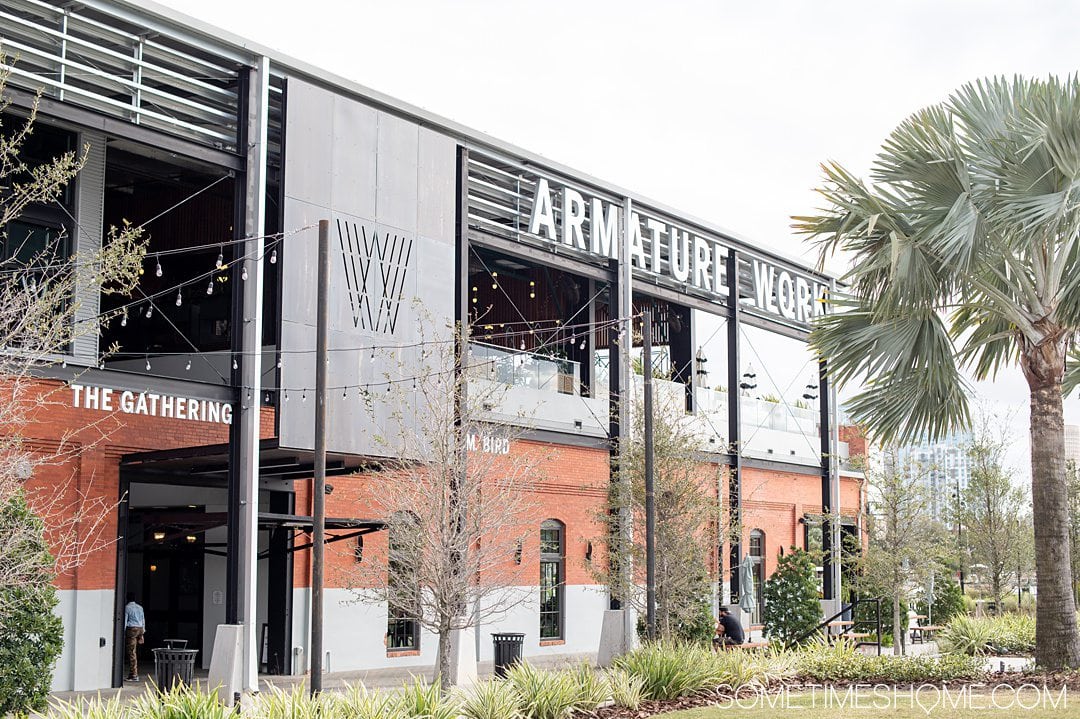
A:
[
  {"xmin": 224, "ymin": 68, "xmax": 250, "ymax": 622},
  {"xmin": 725, "ymin": 251, "xmax": 742, "ymax": 604},
  {"xmin": 111, "ymin": 475, "xmax": 131, "ymax": 687},
  {"xmin": 818, "ymin": 357, "xmax": 834, "ymax": 600},
  {"xmin": 266, "ymin": 491, "xmax": 294, "ymax": 675},
  {"xmin": 643, "ymin": 310, "xmax": 656, "ymax": 638}
]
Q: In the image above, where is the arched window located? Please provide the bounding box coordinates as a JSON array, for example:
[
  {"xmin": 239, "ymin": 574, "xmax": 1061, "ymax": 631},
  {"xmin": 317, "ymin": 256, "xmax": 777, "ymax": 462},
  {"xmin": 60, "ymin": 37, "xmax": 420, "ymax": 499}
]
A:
[
  {"xmin": 539, "ymin": 519, "xmax": 565, "ymax": 640},
  {"xmin": 749, "ymin": 529, "xmax": 766, "ymax": 623},
  {"xmin": 386, "ymin": 511, "xmax": 420, "ymax": 650}
]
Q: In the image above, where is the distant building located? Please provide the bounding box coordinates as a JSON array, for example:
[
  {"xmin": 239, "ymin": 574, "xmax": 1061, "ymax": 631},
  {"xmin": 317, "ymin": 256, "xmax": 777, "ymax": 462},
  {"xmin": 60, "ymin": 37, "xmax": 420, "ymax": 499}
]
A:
[
  {"xmin": 1065, "ymin": 425, "xmax": 1080, "ymax": 467},
  {"xmin": 891, "ymin": 432, "xmax": 973, "ymax": 519}
]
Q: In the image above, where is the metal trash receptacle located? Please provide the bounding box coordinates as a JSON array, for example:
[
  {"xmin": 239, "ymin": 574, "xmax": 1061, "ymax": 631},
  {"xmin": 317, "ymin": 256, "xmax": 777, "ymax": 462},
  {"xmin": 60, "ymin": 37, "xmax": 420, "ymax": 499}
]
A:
[
  {"xmin": 152, "ymin": 647, "xmax": 198, "ymax": 690},
  {"xmin": 491, "ymin": 633, "xmax": 525, "ymax": 677}
]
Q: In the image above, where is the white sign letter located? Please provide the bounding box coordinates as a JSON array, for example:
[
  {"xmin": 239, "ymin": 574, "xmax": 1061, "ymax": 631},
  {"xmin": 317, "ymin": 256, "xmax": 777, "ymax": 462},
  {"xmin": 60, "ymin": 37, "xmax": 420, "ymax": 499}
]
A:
[{"xmin": 528, "ymin": 177, "xmax": 558, "ymax": 240}]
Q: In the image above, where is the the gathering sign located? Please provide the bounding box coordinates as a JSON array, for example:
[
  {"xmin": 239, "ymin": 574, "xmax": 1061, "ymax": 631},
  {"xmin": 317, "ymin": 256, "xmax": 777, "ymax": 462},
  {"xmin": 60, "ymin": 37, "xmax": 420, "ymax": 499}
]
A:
[{"xmin": 70, "ymin": 384, "xmax": 233, "ymax": 425}]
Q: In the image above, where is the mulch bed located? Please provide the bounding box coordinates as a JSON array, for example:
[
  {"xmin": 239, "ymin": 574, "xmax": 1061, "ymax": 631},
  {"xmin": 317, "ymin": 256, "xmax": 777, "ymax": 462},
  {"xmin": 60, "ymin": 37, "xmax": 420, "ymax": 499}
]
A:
[{"xmin": 585, "ymin": 673, "xmax": 1080, "ymax": 719}]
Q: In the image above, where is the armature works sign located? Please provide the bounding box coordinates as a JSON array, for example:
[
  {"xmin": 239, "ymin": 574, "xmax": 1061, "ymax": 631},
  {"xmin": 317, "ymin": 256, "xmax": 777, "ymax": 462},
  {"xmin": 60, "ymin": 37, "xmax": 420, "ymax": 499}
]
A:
[{"xmin": 525, "ymin": 175, "xmax": 830, "ymax": 327}]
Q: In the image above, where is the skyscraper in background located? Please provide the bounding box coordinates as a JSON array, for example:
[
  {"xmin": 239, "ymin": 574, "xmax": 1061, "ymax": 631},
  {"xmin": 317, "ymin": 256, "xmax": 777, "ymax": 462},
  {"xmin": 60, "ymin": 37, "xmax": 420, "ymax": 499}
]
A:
[
  {"xmin": 891, "ymin": 432, "xmax": 974, "ymax": 520},
  {"xmin": 1065, "ymin": 425, "xmax": 1080, "ymax": 468}
]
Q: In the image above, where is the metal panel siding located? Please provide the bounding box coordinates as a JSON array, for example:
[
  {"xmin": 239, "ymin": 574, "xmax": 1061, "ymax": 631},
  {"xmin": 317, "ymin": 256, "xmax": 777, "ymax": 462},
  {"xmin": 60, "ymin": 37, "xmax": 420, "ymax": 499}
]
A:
[
  {"xmin": 72, "ymin": 129, "xmax": 105, "ymax": 363},
  {"xmin": 375, "ymin": 112, "xmax": 419, "ymax": 234},
  {"xmin": 330, "ymin": 99, "xmax": 378, "ymax": 221},
  {"xmin": 417, "ymin": 128, "xmax": 457, "ymax": 244},
  {"xmin": 280, "ymin": 80, "xmax": 455, "ymax": 455}
]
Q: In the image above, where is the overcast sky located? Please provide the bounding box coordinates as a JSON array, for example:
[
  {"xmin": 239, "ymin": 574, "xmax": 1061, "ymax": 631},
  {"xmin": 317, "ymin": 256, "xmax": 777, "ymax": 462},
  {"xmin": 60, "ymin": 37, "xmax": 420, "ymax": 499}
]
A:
[{"xmin": 163, "ymin": 0, "xmax": 1080, "ymax": 478}]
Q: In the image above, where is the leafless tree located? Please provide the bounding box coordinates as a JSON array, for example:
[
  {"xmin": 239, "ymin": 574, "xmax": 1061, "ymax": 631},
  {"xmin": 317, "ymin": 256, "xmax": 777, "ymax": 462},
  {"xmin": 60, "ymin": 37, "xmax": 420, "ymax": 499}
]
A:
[
  {"xmin": 339, "ymin": 320, "xmax": 549, "ymax": 687},
  {"xmin": 961, "ymin": 414, "xmax": 1030, "ymax": 609},
  {"xmin": 0, "ymin": 53, "xmax": 145, "ymax": 625},
  {"xmin": 591, "ymin": 377, "xmax": 738, "ymax": 640},
  {"xmin": 856, "ymin": 450, "xmax": 942, "ymax": 655}
]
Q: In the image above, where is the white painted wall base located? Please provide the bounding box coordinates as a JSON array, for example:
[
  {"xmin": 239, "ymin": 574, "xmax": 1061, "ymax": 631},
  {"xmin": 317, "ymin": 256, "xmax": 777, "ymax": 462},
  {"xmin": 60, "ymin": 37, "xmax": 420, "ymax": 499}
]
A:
[
  {"xmin": 448, "ymin": 624, "xmax": 477, "ymax": 688},
  {"xmin": 207, "ymin": 624, "xmax": 244, "ymax": 705},
  {"xmin": 52, "ymin": 589, "xmax": 115, "ymax": 692},
  {"xmin": 597, "ymin": 609, "xmax": 629, "ymax": 667}
]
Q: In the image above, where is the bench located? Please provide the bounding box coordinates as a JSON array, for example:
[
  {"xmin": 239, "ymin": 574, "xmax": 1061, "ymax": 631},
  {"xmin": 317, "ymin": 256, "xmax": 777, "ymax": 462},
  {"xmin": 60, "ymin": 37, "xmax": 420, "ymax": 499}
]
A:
[{"xmin": 910, "ymin": 625, "xmax": 945, "ymax": 643}]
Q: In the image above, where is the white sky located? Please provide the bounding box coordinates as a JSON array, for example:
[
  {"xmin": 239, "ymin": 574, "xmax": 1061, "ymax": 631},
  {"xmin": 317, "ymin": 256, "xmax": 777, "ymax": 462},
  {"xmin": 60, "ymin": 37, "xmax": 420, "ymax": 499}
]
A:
[{"xmin": 162, "ymin": 0, "xmax": 1080, "ymax": 478}]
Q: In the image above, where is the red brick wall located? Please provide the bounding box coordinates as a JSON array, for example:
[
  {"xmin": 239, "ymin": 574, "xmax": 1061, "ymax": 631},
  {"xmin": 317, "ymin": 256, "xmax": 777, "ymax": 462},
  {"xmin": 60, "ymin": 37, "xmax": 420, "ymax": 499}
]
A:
[{"xmin": 10, "ymin": 378, "xmax": 274, "ymax": 591}]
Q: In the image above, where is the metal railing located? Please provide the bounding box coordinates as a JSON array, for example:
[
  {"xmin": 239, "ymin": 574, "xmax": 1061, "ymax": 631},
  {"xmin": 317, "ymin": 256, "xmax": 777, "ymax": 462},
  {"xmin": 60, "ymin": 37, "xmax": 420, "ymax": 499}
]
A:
[
  {"xmin": 795, "ymin": 597, "xmax": 882, "ymax": 654},
  {"xmin": 467, "ymin": 342, "xmax": 580, "ymax": 396}
]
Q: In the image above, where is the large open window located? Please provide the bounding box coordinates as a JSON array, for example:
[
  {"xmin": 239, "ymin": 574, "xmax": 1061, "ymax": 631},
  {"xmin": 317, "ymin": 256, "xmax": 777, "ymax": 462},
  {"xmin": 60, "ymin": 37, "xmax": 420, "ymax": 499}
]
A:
[
  {"xmin": 539, "ymin": 519, "xmax": 565, "ymax": 640},
  {"xmin": 386, "ymin": 512, "xmax": 420, "ymax": 651}
]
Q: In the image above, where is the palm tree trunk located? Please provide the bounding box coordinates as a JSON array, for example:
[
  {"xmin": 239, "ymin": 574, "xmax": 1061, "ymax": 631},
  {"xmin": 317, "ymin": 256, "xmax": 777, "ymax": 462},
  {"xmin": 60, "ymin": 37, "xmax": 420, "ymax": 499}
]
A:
[{"xmin": 1024, "ymin": 341, "xmax": 1080, "ymax": 669}]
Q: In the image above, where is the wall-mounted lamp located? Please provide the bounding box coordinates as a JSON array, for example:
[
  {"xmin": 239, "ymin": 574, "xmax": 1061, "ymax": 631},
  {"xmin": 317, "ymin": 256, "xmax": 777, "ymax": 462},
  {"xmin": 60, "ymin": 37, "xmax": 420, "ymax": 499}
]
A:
[
  {"xmin": 585, "ymin": 541, "xmax": 593, "ymax": 563},
  {"xmin": 185, "ymin": 535, "xmax": 197, "ymax": 544},
  {"xmin": 324, "ymin": 483, "xmax": 334, "ymax": 495},
  {"xmin": 354, "ymin": 535, "xmax": 364, "ymax": 563},
  {"xmin": 513, "ymin": 539, "xmax": 523, "ymax": 565},
  {"xmin": 149, "ymin": 564, "xmax": 158, "ymax": 572}
]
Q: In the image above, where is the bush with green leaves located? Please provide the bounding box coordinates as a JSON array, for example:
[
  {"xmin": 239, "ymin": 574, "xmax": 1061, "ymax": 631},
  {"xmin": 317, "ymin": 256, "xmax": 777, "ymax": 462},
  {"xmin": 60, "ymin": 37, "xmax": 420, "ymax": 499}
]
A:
[
  {"xmin": 604, "ymin": 668, "xmax": 646, "ymax": 710},
  {"xmin": 939, "ymin": 614, "xmax": 1036, "ymax": 656},
  {"xmin": 796, "ymin": 637, "xmax": 985, "ymax": 682},
  {"xmin": 762, "ymin": 548, "xmax": 821, "ymax": 646},
  {"xmin": 459, "ymin": 679, "xmax": 523, "ymax": 719},
  {"xmin": 912, "ymin": 571, "xmax": 966, "ymax": 625},
  {"xmin": 503, "ymin": 662, "xmax": 580, "ymax": 719},
  {"xmin": 0, "ymin": 492, "xmax": 65, "ymax": 718}
]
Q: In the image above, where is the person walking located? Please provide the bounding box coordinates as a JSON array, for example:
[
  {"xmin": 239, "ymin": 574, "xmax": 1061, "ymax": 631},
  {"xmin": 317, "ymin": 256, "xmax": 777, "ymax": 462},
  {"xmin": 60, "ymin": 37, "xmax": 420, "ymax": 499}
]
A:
[{"xmin": 124, "ymin": 593, "xmax": 145, "ymax": 681}]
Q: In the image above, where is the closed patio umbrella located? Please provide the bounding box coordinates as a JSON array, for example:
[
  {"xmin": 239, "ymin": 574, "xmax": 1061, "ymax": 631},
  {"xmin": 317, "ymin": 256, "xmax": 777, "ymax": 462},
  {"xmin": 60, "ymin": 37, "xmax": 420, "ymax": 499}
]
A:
[{"xmin": 739, "ymin": 555, "xmax": 756, "ymax": 615}]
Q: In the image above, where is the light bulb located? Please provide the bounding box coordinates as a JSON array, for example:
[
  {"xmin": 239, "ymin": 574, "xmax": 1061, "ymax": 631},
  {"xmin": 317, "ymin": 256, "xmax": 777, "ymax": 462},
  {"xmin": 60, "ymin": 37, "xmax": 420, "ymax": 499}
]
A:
[
  {"xmin": 155, "ymin": 261, "xmax": 162, "ymax": 277},
  {"xmin": 241, "ymin": 265, "xmax": 248, "ymax": 281},
  {"xmin": 270, "ymin": 248, "xmax": 277, "ymax": 264},
  {"xmin": 215, "ymin": 249, "xmax": 223, "ymax": 269},
  {"xmin": 520, "ymin": 339, "xmax": 526, "ymax": 351},
  {"xmin": 284, "ymin": 390, "xmax": 289, "ymax": 402},
  {"xmin": 529, "ymin": 292, "xmax": 535, "ymax": 298},
  {"xmin": 580, "ymin": 339, "xmax": 586, "ymax": 350},
  {"xmin": 277, "ymin": 358, "xmax": 282, "ymax": 368},
  {"xmin": 302, "ymin": 390, "xmax": 307, "ymax": 402},
  {"xmin": 175, "ymin": 290, "xmax": 182, "ymax": 307},
  {"xmin": 185, "ymin": 358, "xmax": 192, "ymax": 371},
  {"xmin": 120, "ymin": 310, "xmax": 128, "ymax": 327},
  {"xmin": 61, "ymin": 359, "xmax": 67, "ymax": 368},
  {"xmin": 232, "ymin": 358, "xmax": 238, "ymax": 370},
  {"xmin": 145, "ymin": 305, "xmax": 153, "ymax": 319},
  {"xmin": 206, "ymin": 280, "xmax": 214, "ymax": 295},
  {"xmin": 145, "ymin": 358, "xmax": 151, "ymax": 371}
]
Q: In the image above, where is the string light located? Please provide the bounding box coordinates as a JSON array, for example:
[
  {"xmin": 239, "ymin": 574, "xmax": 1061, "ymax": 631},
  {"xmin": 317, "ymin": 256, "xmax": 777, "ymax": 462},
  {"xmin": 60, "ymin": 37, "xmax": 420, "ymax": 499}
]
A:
[
  {"xmin": 241, "ymin": 264, "xmax": 248, "ymax": 281},
  {"xmin": 270, "ymin": 248, "xmax": 277, "ymax": 264},
  {"xmin": 155, "ymin": 260, "xmax": 163, "ymax": 277},
  {"xmin": 284, "ymin": 389, "xmax": 289, "ymax": 402},
  {"xmin": 145, "ymin": 304, "xmax": 153, "ymax": 319},
  {"xmin": 185, "ymin": 357, "xmax": 192, "ymax": 371},
  {"xmin": 302, "ymin": 390, "xmax": 307, "ymax": 402},
  {"xmin": 206, "ymin": 279, "xmax": 214, "ymax": 295},
  {"xmin": 145, "ymin": 357, "xmax": 151, "ymax": 371},
  {"xmin": 175, "ymin": 290, "xmax": 183, "ymax": 307},
  {"xmin": 215, "ymin": 247, "xmax": 224, "ymax": 269},
  {"xmin": 233, "ymin": 358, "xmax": 239, "ymax": 370},
  {"xmin": 120, "ymin": 308, "xmax": 128, "ymax": 327}
]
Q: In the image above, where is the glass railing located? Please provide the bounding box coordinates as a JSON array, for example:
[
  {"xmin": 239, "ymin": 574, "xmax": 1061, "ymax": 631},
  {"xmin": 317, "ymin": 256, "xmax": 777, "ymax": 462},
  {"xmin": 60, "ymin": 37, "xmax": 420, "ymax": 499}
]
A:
[{"xmin": 467, "ymin": 342, "xmax": 580, "ymax": 396}]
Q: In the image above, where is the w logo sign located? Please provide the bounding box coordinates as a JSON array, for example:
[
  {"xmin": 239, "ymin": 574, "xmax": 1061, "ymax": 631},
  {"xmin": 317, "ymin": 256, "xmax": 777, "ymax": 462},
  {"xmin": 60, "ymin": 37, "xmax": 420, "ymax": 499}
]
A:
[{"xmin": 336, "ymin": 220, "xmax": 414, "ymax": 335}]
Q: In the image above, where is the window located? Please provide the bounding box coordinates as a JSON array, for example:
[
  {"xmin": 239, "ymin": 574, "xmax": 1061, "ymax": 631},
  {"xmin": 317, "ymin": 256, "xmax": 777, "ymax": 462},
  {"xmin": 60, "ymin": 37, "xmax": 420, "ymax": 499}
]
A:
[
  {"xmin": 386, "ymin": 512, "xmax": 420, "ymax": 650},
  {"xmin": 748, "ymin": 529, "xmax": 766, "ymax": 623},
  {"xmin": 539, "ymin": 519, "xmax": 564, "ymax": 640}
]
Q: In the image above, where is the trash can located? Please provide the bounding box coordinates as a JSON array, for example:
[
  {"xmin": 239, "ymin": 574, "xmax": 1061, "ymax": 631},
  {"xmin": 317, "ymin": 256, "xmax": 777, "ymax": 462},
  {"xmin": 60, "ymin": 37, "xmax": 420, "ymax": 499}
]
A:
[
  {"xmin": 491, "ymin": 633, "xmax": 524, "ymax": 677},
  {"xmin": 152, "ymin": 647, "xmax": 198, "ymax": 690}
]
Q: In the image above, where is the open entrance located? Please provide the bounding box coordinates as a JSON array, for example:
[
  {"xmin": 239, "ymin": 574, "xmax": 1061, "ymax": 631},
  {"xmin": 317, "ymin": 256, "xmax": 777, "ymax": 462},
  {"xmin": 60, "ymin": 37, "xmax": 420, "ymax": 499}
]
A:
[{"xmin": 113, "ymin": 443, "xmax": 382, "ymax": 687}]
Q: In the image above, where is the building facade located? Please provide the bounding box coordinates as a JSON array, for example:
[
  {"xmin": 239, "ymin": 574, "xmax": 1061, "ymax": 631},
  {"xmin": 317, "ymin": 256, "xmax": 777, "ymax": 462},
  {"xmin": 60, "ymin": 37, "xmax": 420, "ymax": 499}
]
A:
[
  {"xmin": 0, "ymin": 0, "xmax": 864, "ymax": 692},
  {"xmin": 891, "ymin": 432, "xmax": 972, "ymax": 520}
]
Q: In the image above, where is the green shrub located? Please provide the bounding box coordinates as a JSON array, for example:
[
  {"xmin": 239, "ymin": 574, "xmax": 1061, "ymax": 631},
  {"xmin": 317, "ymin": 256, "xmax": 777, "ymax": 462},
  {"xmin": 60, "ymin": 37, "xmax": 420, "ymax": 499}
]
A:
[
  {"xmin": 566, "ymin": 662, "xmax": 609, "ymax": 711},
  {"xmin": 762, "ymin": 549, "xmax": 822, "ymax": 646},
  {"xmin": 605, "ymin": 668, "xmax": 646, "ymax": 710},
  {"xmin": 129, "ymin": 682, "xmax": 229, "ymax": 719},
  {"xmin": 613, "ymin": 642, "xmax": 717, "ymax": 700},
  {"xmin": 674, "ymin": 598, "xmax": 718, "ymax": 643},
  {"xmin": 940, "ymin": 614, "xmax": 1035, "ymax": 656},
  {"xmin": 795, "ymin": 638, "xmax": 984, "ymax": 682},
  {"xmin": 503, "ymin": 662, "xmax": 579, "ymax": 719},
  {"xmin": 396, "ymin": 678, "xmax": 459, "ymax": 719},
  {"xmin": 337, "ymin": 683, "xmax": 407, "ymax": 719},
  {"xmin": 257, "ymin": 683, "xmax": 335, "ymax": 719},
  {"xmin": 0, "ymin": 492, "xmax": 65, "ymax": 718},
  {"xmin": 458, "ymin": 679, "xmax": 523, "ymax": 719}
]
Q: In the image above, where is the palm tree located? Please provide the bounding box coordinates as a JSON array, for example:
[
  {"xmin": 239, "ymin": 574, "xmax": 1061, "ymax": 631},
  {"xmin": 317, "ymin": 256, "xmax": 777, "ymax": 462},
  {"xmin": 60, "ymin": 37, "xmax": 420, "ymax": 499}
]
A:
[{"xmin": 794, "ymin": 75, "xmax": 1080, "ymax": 669}]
